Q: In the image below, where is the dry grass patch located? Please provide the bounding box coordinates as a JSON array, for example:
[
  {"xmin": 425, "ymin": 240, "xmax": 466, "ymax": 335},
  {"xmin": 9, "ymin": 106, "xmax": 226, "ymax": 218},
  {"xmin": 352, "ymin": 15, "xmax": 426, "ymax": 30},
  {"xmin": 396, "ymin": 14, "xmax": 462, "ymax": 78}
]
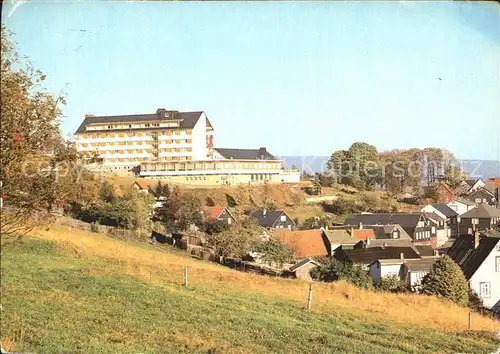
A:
[{"xmin": 32, "ymin": 224, "xmax": 499, "ymax": 335}]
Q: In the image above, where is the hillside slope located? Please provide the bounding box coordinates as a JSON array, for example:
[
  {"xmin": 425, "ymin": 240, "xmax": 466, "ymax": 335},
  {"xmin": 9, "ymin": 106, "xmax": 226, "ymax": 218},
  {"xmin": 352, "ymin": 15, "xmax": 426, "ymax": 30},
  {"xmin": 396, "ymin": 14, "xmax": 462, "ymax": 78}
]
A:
[{"xmin": 1, "ymin": 225, "xmax": 499, "ymax": 353}]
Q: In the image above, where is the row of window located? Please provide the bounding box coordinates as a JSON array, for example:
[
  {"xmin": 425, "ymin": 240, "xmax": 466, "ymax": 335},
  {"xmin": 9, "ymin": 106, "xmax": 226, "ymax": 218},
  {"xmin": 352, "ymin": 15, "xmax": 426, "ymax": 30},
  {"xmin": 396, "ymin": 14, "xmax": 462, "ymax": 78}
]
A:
[
  {"xmin": 80, "ymin": 139, "xmax": 193, "ymax": 148},
  {"xmin": 185, "ymin": 176, "xmax": 207, "ymax": 181},
  {"xmin": 415, "ymin": 230, "xmax": 430, "ymax": 240},
  {"xmin": 82, "ymin": 130, "xmax": 192, "ymax": 139},
  {"xmin": 251, "ymin": 174, "xmax": 272, "ymax": 181},
  {"xmin": 105, "ymin": 156, "xmax": 193, "ymax": 163}
]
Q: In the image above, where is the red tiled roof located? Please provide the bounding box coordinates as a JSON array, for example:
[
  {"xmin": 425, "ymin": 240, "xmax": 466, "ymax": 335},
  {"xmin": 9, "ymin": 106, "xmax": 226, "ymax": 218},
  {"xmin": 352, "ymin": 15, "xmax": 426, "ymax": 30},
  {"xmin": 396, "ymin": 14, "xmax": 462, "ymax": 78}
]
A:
[
  {"xmin": 352, "ymin": 229, "xmax": 375, "ymax": 241},
  {"xmin": 134, "ymin": 181, "xmax": 148, "ymax": 190},
  {"xmin": 274, "ymin": 230, "xmax": 327, "ymax": 258},
  {"xmin": 202, "ymin": 206, "xmax": 224, "ymax": 220},
  {"xmin": 486, "ymin": 178, "xmax": 500, "ymax": 188}
]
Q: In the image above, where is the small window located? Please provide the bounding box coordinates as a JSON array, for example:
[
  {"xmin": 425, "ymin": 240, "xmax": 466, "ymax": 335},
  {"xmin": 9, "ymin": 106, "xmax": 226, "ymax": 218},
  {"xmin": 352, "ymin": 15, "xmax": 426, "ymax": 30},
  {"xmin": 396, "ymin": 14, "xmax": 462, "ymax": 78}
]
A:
[
  {"xmin": 475, "ymin": 198, "xmax": 482, "ymax": 203},
  {"xmin": 479, "ymin": 282, "xmax": 491, "ymax": 298},
  {"xmin": 280, "ymin": 215, "xmax": 286, "ymax": 222}
]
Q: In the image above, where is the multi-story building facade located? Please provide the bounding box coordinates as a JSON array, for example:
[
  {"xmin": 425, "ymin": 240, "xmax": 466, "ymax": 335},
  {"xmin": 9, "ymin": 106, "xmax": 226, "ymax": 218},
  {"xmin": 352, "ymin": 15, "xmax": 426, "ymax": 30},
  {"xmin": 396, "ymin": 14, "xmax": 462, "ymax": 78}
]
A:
[
  {"xmin": 74, "ymin": 108, "xmax": 301, "ymax": 185},
  {"xmin": 74, "ymin": 108, "xmax": 214, "ymax": 173}
]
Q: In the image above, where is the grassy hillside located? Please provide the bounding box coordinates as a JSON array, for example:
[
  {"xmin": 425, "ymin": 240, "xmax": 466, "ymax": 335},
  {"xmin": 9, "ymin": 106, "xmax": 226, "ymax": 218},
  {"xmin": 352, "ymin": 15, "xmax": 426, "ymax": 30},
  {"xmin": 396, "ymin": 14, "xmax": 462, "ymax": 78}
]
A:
[{"xmin": 1, "ymin": 225, "xmax": 498, "ymax": 353}]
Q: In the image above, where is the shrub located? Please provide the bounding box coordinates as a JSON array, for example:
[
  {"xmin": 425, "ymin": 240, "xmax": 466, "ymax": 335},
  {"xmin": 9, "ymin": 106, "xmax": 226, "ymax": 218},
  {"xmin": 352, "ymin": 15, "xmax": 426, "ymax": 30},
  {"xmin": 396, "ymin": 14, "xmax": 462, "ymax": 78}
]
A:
[
  {"xmin": 311, "ymin": 258, "xmax": 373, "ymax": 289},
  {"xmin": 254, "ymin": 239, "xmax": 293, "ymax": 267},
  {"xmin": 421, "ymin": 255, "xmax": 468, "ymax": 306},
  {"xmin": 375, "ymin": 275, "xmax": 409, "ymax": 293},
  {"xmin": 90, "ymin": 222, "xmax": 99, "ymax": 233}
]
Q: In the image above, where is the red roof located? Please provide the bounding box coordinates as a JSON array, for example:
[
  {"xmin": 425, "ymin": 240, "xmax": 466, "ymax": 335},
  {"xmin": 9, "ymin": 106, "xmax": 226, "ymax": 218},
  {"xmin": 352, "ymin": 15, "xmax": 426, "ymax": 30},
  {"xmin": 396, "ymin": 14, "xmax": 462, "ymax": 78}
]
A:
[
  {"xmin": 487, "ymin": 178, "xmax": 500, "ymax": 188},
  {"xmin": 202, "ymin": 206, "xmax": 225, "ymax": 220},
  {"xmin": 134, "ymin": 181, "xmax": 149, "ymax": 190},
  {"xmin": 351, "ymin": 229, "xmax": 375, "ymax": 241},
  {"xmin": 274, "ymin": 230, "xmax": 327, "ymax": 258}
]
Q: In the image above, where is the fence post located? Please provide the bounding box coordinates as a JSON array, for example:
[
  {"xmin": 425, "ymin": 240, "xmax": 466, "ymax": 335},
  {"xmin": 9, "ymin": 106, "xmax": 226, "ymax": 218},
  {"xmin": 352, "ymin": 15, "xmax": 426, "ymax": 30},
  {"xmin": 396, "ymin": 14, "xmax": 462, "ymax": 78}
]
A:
[
  {"xmin": 468, "ymin": 311, "xmax": 472, "ymax": 330},
  {"xmin": 307, "ymin": 284, "xmax": 313, "ymax": 311},
  {"xmin": 184, "ymin": 266, "xmax": 188, "ymax": 287}
]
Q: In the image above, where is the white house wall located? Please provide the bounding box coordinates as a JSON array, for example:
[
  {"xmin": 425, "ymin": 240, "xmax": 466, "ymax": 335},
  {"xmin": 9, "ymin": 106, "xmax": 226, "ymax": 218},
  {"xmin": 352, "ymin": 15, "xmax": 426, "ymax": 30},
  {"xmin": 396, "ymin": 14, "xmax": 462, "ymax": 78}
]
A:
[
  {"xmin": 192, "ymin": 112, "xmax": 207, "ymax": 160},
  {"xmin": 469, "ymin": 241, "xmax": 500, "ymax": 310}
]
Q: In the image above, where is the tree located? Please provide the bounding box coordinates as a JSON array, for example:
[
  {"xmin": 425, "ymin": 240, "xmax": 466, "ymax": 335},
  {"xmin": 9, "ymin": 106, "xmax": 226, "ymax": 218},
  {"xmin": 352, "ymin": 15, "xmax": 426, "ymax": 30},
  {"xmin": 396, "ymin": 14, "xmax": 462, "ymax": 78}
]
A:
[
  {"xmin": 203, "ymin": 219, "xmax": 231, "ymax": 236},
  {"xmin": 205, "ymin": 222, "xmax": 261, "ymax": 262},
  {"xmin": 375, "ymin": 275, "xmax": 409, "ymax": 293},
  {"xmin": 99, "ymin": 180, "xmax": 117, "ymax": 203},
  {"xmin": 443, "ymin": 164, "xmax": 466, "ymax": 189},
  {"xmin": 1, "ymin": 26, "xmax": 72, "ymax": 242},
  {"xmin": 421, "ymin": 255, "xmax": 469, "ymax": 306},
  {"xmin": 176, "ymin": 193, "xmax": 203, "ymax": 231},
  {"xmin": 154, "ymin": 181, "xmax": 170, "ymax": 199},
  {"xmin": 311, "ymin": 258, "xmax": 373, "ymax": 289},
  {"xmin": 254, "ymin": 239, "xmax": 293, "ymax": 267},
  {"xmin": 327, "ymin": 143, "xmax": 380, "ymax": 190}
]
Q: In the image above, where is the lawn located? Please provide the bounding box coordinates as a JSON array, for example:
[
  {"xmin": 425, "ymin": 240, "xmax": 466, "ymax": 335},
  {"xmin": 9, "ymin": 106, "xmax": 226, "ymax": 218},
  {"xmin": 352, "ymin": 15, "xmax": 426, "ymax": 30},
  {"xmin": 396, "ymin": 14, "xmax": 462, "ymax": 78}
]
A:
[{"xmin": 1, "ymin": 227, "xmax": 499, "ymax": 353}]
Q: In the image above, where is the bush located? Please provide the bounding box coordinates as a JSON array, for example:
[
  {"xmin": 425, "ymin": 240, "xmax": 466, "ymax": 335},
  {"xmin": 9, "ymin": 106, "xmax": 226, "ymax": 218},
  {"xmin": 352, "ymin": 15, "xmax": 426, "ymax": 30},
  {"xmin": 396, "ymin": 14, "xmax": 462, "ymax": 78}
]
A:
[
  {"xmin": 375, "ymin": 275, "xmax": 409, "ymax": 293},
  {"xmin": 421, "ymin": 255, "xmax": 468, "ymax": 306},
  {"xmin": 90, "ymin": 222, "xmax": 99, "ymax": 233},
  {"xmin": 311, "ymin": 259, "xmax": 373, "ymax": 290},
  {"xmin": 254, "ymin": 239, "xmax": 293, "ymax": 267}
]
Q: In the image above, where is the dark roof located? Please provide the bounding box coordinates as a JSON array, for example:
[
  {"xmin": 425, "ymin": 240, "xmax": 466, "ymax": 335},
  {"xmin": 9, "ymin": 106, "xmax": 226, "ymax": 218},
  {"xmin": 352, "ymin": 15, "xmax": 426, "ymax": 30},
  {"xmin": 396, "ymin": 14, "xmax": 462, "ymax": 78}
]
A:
[
  {"xmin": 447, "ymin": 232, "xmax": 500, "ymax": 279},
  {"xmin": 344, "ymin": 214, "xmax": 423, "ymax": 229},
  {"xmin": 339, "ymin": 247, "xmax": 420, "ymax": 265},
  {"xmin": 75, "ymin": 110, "xmax": 204, "ymax": 134},
  {"xmin": 362, "ymin": 239, "xmax": 415, "ymax": 248},
  {"xmin": 465, "ymin": 179, "xmax": 479, "ymax": 187},
  {"xmin": 450, "ymin": 198, "xmax": 476, "ymax": 206},
  {"xmin": 415, "ymin": 245, "xmax": 435, "ymax": 257},
  {"xmin": 214, "ymin": 147, "xmax": 279, "ymax": 161},
  {"xmin": 250, "ymin": 210, "xmax": 284, "ymax": 227},
  {"xmin": 467, "ymin": 187, "xmax": 495, "ymax": 199},
  {"xmin": 423, "ymin": 212, "xmax": 446, "ymax": 222},
  {"xmin": 431, "ymin": 204, "xmax": 458, "ymax": 218},
  {"xmin": 404, "ymin": 258, "xmax": 439, "ymax": 272},
  {"xmin": 289, "ymin": 258, "xmax": 319, "ymax": 272},
  {"xmin": 460, "ymin": 204, "xmax": 500, "ymax": 219}
]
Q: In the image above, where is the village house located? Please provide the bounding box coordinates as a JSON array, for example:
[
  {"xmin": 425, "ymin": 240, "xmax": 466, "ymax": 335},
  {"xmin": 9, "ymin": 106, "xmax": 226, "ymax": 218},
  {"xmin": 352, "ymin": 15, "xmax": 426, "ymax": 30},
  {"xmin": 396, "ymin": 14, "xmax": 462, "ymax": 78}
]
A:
[
  {"xmin": 333, "ymin": 246, "xmax": 421, "ymax": 269},
  {"xmin": 368, "ymin": 257, "xmax": 439, "ymax": 288},
  {"xmin": 458, "ymin": 203, "xmax": 500, "ymax": 235},
  {"xmin": 447, "ymin": 230, "xmax": 500, "ymax": 313},
  {"xmin": 250, "ymin": 209, "xmax": 295, "ymax": 230},
  {"xmin": 202, "ymin": 206, "xmax": 236, "ymax": 225},
  {"xmin": 447, "ymin": 197, "xmax": 477, "ymax": 216},
  {"xmin": 467, "ymin": 187, "xmax": 496, "ymax": 206},
  {"xmin": 132, "ymin": 181, "xmax": 150, "ymax": 193},
  {"xmin": 320, "ymin": 228, "xmax": 359, "ymax": 256},
  {"xmin": 274, "ymin": 229, "xmax": 327, "ymax": 258},
  {"xmin": 344, "ymin": 213, "xmax": 437, "ymax": 247},
  {"xmin": 421, "ymin": 203, "xmax": 458, "ymax": 241},
  {"xmin": 431, "ymin": 182, "xmax": 456, "ymax": 203},
  {"xmin": 455, "ymin": 178, "xmax": 486, "ymax": 197},
  {"xmin": 485, "ymin": 178, "xmax": 500, "ymax": 207},
  {"xmin": 285, "ymin": 258, "xmax": 320, "ymax": 281}
]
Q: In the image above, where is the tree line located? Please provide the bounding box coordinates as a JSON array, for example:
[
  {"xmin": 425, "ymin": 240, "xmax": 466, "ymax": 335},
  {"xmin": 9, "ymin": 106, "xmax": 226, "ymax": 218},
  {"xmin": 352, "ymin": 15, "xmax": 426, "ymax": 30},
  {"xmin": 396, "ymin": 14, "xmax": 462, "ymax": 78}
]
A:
[{"xmin": 310, "ymin": 142, "xmax": 466, "ymax": 194}]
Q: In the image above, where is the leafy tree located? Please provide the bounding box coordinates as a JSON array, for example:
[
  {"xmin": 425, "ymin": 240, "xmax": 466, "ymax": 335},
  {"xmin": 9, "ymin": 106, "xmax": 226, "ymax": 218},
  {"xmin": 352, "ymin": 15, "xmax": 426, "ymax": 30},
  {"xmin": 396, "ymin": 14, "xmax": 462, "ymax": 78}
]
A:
[
  {"xmin": 99, "ymin": 180, "xmax": 117, "ymax": 203},
  {"xmin": 254, "ymin": 238, "xmax": 293, "ymax": 266},
  {"xmin": 203, "ymin": 219, "xmax": 231, "ymax": 236},
  {"xmin": 421, "ymin": 255, "xmax": 468, "ymax": 306},
  {"xmin": 154, "ymin": 181, "xmax": 170, "ymax": 199},
  {"xmin": 443, "ymin": 165, "xmax": 466, "ymax": 189},
  {"xmin": 375, "ymin": 275, "xmax": 409, "ymax": 293},
  {"xmin": 311, "ymin": 258, "xmax": 373, "ymax": 289},
  {"xmin": 328, "ymin": 142, "xmax": 380, "ymax": 190},
  {"xmin": 0, "ymin": 26, "xmax": 74, "ymax": 242},
  {"xmin": 205, "ymin": 222, "xmax": 261, "ymax": 262},
  {"xmin": 176, "ymin": 193, "xmax": 203, "ymax": 231}
]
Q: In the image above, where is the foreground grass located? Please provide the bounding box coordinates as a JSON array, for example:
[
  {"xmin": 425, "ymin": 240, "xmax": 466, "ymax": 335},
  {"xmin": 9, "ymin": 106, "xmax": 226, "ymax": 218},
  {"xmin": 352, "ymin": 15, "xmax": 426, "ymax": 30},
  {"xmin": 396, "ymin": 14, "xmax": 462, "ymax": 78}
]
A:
[{"xmin": 1, "ymin": 228, "xmax": 499, "ymax": 353}]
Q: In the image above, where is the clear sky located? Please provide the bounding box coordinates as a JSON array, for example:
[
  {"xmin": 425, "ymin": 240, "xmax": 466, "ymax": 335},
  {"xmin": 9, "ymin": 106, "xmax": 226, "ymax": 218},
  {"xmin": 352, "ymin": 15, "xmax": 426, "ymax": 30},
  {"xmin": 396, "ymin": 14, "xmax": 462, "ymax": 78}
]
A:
[{"xmin": 3, "ymin": 1, "xmax": 499, "ymax": 160}]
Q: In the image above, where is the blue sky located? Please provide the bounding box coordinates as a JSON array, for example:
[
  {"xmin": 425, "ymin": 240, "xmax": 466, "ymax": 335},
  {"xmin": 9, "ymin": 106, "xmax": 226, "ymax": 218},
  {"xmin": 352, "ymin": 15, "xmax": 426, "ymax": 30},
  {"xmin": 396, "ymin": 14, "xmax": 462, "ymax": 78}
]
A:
[{"xmin": 3, "ymin": 1, "xmax": 499, "ymax": 160}]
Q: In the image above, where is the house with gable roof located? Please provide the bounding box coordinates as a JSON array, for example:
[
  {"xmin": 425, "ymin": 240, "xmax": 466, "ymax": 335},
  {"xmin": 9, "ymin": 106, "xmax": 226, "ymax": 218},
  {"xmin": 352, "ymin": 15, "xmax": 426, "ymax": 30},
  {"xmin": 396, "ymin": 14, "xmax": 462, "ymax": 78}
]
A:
[{"xmin": 447, "ymin": 230, "xmax": 500, "ymax": 312}]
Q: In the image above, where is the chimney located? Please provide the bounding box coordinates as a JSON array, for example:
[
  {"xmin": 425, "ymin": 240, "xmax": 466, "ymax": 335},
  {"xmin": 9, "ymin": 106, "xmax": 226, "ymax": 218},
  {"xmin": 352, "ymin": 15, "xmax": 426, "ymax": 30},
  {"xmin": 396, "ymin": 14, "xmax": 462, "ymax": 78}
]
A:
[
  {"xmin": 366, "ymin": 237, "xmax": 371, "ymax": 246},
  {"xmin": 350, "ymin": 227, "xmax": 355, "ymax": 237},
  {"xmin": 259, "ymin": 147, "xmax": 266, "ymax": 160},
  {"xmin": 359, "ymin": 222, "xmax": 363, "ymax": 230},
  {"xmin": 474, "ymin": 230, "xmax": 480, "ymax": 249},
  {"xmin": 434, "ymin": 249, "xmax": 439, "ymax": 256},
  {"xmin": 263, "ymin": 209, "xmax": 267, "ymax": 216},
  {"xmin": 382, "ymin": 242, "xmax": 387, "ymax": 249},
  {"xmin": 400, "ymin": 252, "xmax": 404, "ymax": 260}
]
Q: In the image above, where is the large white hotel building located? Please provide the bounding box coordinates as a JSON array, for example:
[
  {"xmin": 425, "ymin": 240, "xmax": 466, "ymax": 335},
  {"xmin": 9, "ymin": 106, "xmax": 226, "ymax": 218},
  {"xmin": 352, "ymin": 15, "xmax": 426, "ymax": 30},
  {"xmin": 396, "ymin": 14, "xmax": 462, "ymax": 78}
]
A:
[{"xmin": 74, "ymin": 108, "xmax": 300, "ymax": 186}]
